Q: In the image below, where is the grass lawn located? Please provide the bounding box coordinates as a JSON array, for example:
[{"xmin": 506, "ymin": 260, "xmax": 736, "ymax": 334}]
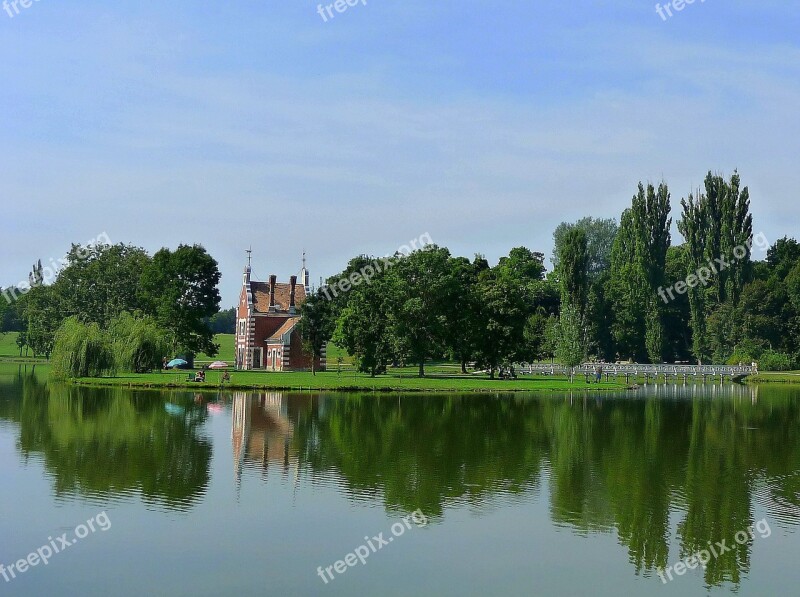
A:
[
  {"xmin": 195, "ymin": 333, "xmax": 236, "ymax": 363},
  {"xmin": 71, "ymin": 369, "xmax": 629, "ymax": 392},
  {"xmin": 0, "ymin": 332, "xmax": 20, "ymax": 357},
  {"xmin": 0, "ymin": 332, "xmax": 41, "ymax": 362},
  {"xmin": 748, "ymin": 371, "xmax": 800, "ymax": 384}
]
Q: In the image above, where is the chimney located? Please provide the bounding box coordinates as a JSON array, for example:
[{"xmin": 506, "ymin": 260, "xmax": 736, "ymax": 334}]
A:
[
  {"xmin": 269, "ymin": 275, "xmax": 277, "ymax": 311},
  {"xmin": 290, "ymin": 276, "xmax": 297, "ymax": 313}
]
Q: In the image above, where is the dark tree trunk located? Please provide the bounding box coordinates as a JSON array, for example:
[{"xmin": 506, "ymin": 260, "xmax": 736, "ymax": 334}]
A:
[{"xmin": 418, "ymin": 361, "xmax": 425, "ymax": 378}]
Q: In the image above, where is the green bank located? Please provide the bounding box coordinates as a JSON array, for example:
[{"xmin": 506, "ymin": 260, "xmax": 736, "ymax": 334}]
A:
[{"xmin": 68, "ymin": 369, "xmax": 628, "ymax": 392}]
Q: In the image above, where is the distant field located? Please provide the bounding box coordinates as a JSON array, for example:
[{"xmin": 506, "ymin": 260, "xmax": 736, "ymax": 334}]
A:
[
  {"xmin": 196, "ymin": 333, "xmax": 236, "ymax": 363},
  {"xmin": 196, "ymin": 336, "xmax": 355, "ymax": 367},
  {"xmin": 0, "ymin": 332, "xmax": 21, "ymax": 358}
]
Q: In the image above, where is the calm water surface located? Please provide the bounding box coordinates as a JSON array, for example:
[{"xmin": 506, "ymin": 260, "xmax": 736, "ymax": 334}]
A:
[{"xmin": 1, "ymin": 364, "xmax": 799, "ymax": 596}]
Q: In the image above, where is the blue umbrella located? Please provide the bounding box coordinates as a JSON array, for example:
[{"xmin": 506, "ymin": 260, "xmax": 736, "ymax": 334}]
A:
[
  {"xmin": 164, "ymin": 403, "xmax": 186, "ymax": 416},
  {"xmin": 167, "ymin": 358, "xmax": 189, "ymax": 369}
]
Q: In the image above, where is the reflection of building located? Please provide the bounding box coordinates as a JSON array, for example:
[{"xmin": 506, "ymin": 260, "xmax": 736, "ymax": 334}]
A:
[
  {"xmin": 231, "ymin": 392, "xmax": 299, "ymax": 486},
  {"xmin": 235, "ymin": 253, "xmax": 325, "ymax": 371}
]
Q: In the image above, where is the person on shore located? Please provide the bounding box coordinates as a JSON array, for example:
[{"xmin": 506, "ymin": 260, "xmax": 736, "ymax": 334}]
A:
[{"xmin": 595, "ymin": 365, "xmax": 603, "ymax": 383}]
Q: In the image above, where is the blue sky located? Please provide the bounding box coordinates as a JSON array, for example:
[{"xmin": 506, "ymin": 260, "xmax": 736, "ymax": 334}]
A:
[{"xmin": 1, "ymin": 0, "xmax": 799, "ymax": 306}]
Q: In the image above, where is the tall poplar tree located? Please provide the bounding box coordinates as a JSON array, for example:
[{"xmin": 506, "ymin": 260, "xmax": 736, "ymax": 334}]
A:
[{"xmin": 678, "ymin": 171, "xmax": 753, "ymax": 362}]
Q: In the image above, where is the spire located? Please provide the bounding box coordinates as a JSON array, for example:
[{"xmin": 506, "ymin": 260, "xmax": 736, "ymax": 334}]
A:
[
  {"xmin": 300, "ymin": 250, "xmax": 310, "ymax": 293},
  {"xmin": 243, "ymin": 247, "xmax": 252, "ymax": 285}
]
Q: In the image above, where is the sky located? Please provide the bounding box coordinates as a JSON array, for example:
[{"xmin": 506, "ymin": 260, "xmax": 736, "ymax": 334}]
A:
[{"xmin": 1, "ymin": 0, "xmax": 798, "ymax": 307}]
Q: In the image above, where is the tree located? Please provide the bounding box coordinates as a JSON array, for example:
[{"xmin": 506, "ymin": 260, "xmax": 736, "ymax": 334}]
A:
[
  {"xmin": 663, "ymin": 246, "xmax": 692, "ymax": 362},
  {"xmin": 17, "ymin": 284, "xmax": 60, "ymax": 359},
  {"xmin": 332, "ymin": 263, "xmax": 397, "ymax": 377},
  {"xmin": 443, "ymin": 255, "xmax": 488, "ymax": 373},
  {"xmin": 607, "ymin": 182, "xmax": 671, "ymax": 363},
  {"xmin": 139, "ymin": 245, "xmax": 222, "ymax": 356},
  {"xmin": 109, "ymin": 313, "xmax": 170, "ymax": 373},
  {"xmin": 552, "ymin": 217, "xmax": 618, "ymax": 281},
  {"xmin": 390, "ymin": 246, "xmax": 461, "ymax": 377},
  {"xmin": 205, "ymin": 308, "xmax": 236, "ymax": 334},
  {"xmin": 635, "ymin": 182, "xmax": 671, "ymax": 363},
  {"xmin": 678, "ymin": 171, "xmax": 753, "ymax": 362},
  {"xmin": 473, "ymin": 268, "xmax": 528, "ymax": 378},
  {"xmin": 607, "ymin": 208, "xmax": 647, "ymax": 361},
  {"xmin": 51, "ymin": 317, "xmax": 114, "ymax": 378},
  {"xmin": 554, "ymin": 304, "xmax": 585, "ymax": 381},
  {"xmin": 298, "ymin": 289, "xmax": 335, "ymax": 375},
  {"xmin": 54, "ymin": 243, "xmax": 151, "ymax": 326},
  {"xmin": 556, "ymin": 228, "xmax": 589, "ymax": 318},
  {"xmin": 586, "ymin": 270, "xmax": 615, "ymax": 361}
]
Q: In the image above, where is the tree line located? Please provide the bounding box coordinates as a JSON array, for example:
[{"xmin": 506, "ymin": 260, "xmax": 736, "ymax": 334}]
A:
[
  {"xmin": 301, "ymin": 170, "xmax": 800, "ymax": 375},
  {"xmin": 0, "ymin": 242, "xmax": 222, "ymax": 371}
]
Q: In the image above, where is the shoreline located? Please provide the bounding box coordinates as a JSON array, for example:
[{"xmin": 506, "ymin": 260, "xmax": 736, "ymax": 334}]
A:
[
  {"xmin": 4, "ymin": 358, "xmax": 799, "ymax": 389},
  {"xmin": 66, "ymin": 377, "xmax": 632, "ymax": 393}
]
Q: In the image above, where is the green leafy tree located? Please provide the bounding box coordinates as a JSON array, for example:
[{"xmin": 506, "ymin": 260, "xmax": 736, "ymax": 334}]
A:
[
  {"xmin": 552, "ymin": 217, "xmax": 618, "ymax": 281},
  {"xmin": 635, "ymin": 183, "xmax": 671, "ymax": 363},
  {"xmin": 139, "ymin": 245, "xmax": 222, "ymax": 357},
  {"xmin": 332, "ymin": 264, "xmax": 397, "ymax": 377},
  {"xmin": 443, "ymin": 255, "xmax": 488, "ymax": 373},
  {"xmin": 298, "ymin": 289, "xmax": 336, "ymax": 375},
  {"xmin": 51, "ymin": 317, "xmax": 114, "ymax": 378},
  {"xmin": 390, "ymin": 246, "xmax": 465, "ymax": 377},
  {"xmin": 607, "ymin": 183, "xmax": 671, "ymax": 363},
  {"xmin": 554, "ymin": 304, "xmax": 585, "ymax": 381},
  {"xmin": 556, "ymin": 228, "xmax": 589, "ymax": 318},
  {"xmin": 18, "ymin": 284, "xmax": 60, "ymax": 359},
  {"xmin": 109, "ymin": 313, "xmax": 170, "ymax": 373},
  {"xmin": 678, "ymin": 171, "xmax": 753, "ymax": 362},
  {"xmin": 473, "ymin": 268, "xmax": 528, "ymax": 378},
  {"xmin": 663, "ymin": 245, "xmax": 693, "ymax": 361},
  {"xmin": 204, "ymin": 308, "xmax": 236, "ymax": 334},
  {"xmin": 54, "ymin": 243, "xmax": 151, "ymax": 326},
  {"xmin": 607, "ymin": 208, "xmax": 648, "ymax": 361}
]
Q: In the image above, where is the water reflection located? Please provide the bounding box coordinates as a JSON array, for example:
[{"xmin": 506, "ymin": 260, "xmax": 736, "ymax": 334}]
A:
[
  {"xmin": 0, "ymin": 365, "xmax": 212, "ymax": 511},
  {"xmin": 2, "ymin": 366, "xmax": 800, "ymax": 589},
  {"xmin": 231, "ymin": 391, "xmax": 307, "ymax": 487}
]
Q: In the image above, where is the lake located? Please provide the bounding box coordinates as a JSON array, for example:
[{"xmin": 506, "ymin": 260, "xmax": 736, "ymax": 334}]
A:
[{"xmin": 1, "ymin": 364, "xmax": 799, "ymax": 596}]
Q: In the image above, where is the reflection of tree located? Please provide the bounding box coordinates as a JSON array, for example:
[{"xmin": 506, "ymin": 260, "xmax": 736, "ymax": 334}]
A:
[
  {"xmin": 291, "ymin": 387, "xmax": 800, "ymax": 588},
  {"xmin": 0, "ymin": 371, "xmax": 212, "ymax": 511},
  {"xmin": 294, "ymin": 395, "xmax": 547, "ymax": 517}
]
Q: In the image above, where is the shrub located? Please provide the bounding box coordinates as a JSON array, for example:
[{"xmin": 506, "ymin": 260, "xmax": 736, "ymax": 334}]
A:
[
  {"xmin": 727, "ymin": 350, "xmax": 757, "ymax": 366},
  {"xmin": 758, "ymin": 350, "xmax": 795, "ymax": 372}
]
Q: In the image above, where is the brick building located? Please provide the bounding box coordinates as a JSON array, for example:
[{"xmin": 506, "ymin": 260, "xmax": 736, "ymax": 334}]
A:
[{"xmin": 235, "ymin": 255, "xmax": 325, "ymax": 371}]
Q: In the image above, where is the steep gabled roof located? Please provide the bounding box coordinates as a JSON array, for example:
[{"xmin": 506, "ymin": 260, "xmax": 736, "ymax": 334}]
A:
[
  {"xmin": 265, "ymin": 317, "xmax": 300, "ymax": 343},
  {"xmin": 250, "ymin": 281, "xmax": 307, "ymax": 314}
]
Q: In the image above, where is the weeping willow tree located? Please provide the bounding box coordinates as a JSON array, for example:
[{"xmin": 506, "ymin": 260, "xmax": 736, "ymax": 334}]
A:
[
  {"xmin": 51, "ymin": 318, "xmax": 114, "ymax": 379},
  {"xmin": 109, "ymin": 313, "xmax": 170, "ymax": 373}
]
